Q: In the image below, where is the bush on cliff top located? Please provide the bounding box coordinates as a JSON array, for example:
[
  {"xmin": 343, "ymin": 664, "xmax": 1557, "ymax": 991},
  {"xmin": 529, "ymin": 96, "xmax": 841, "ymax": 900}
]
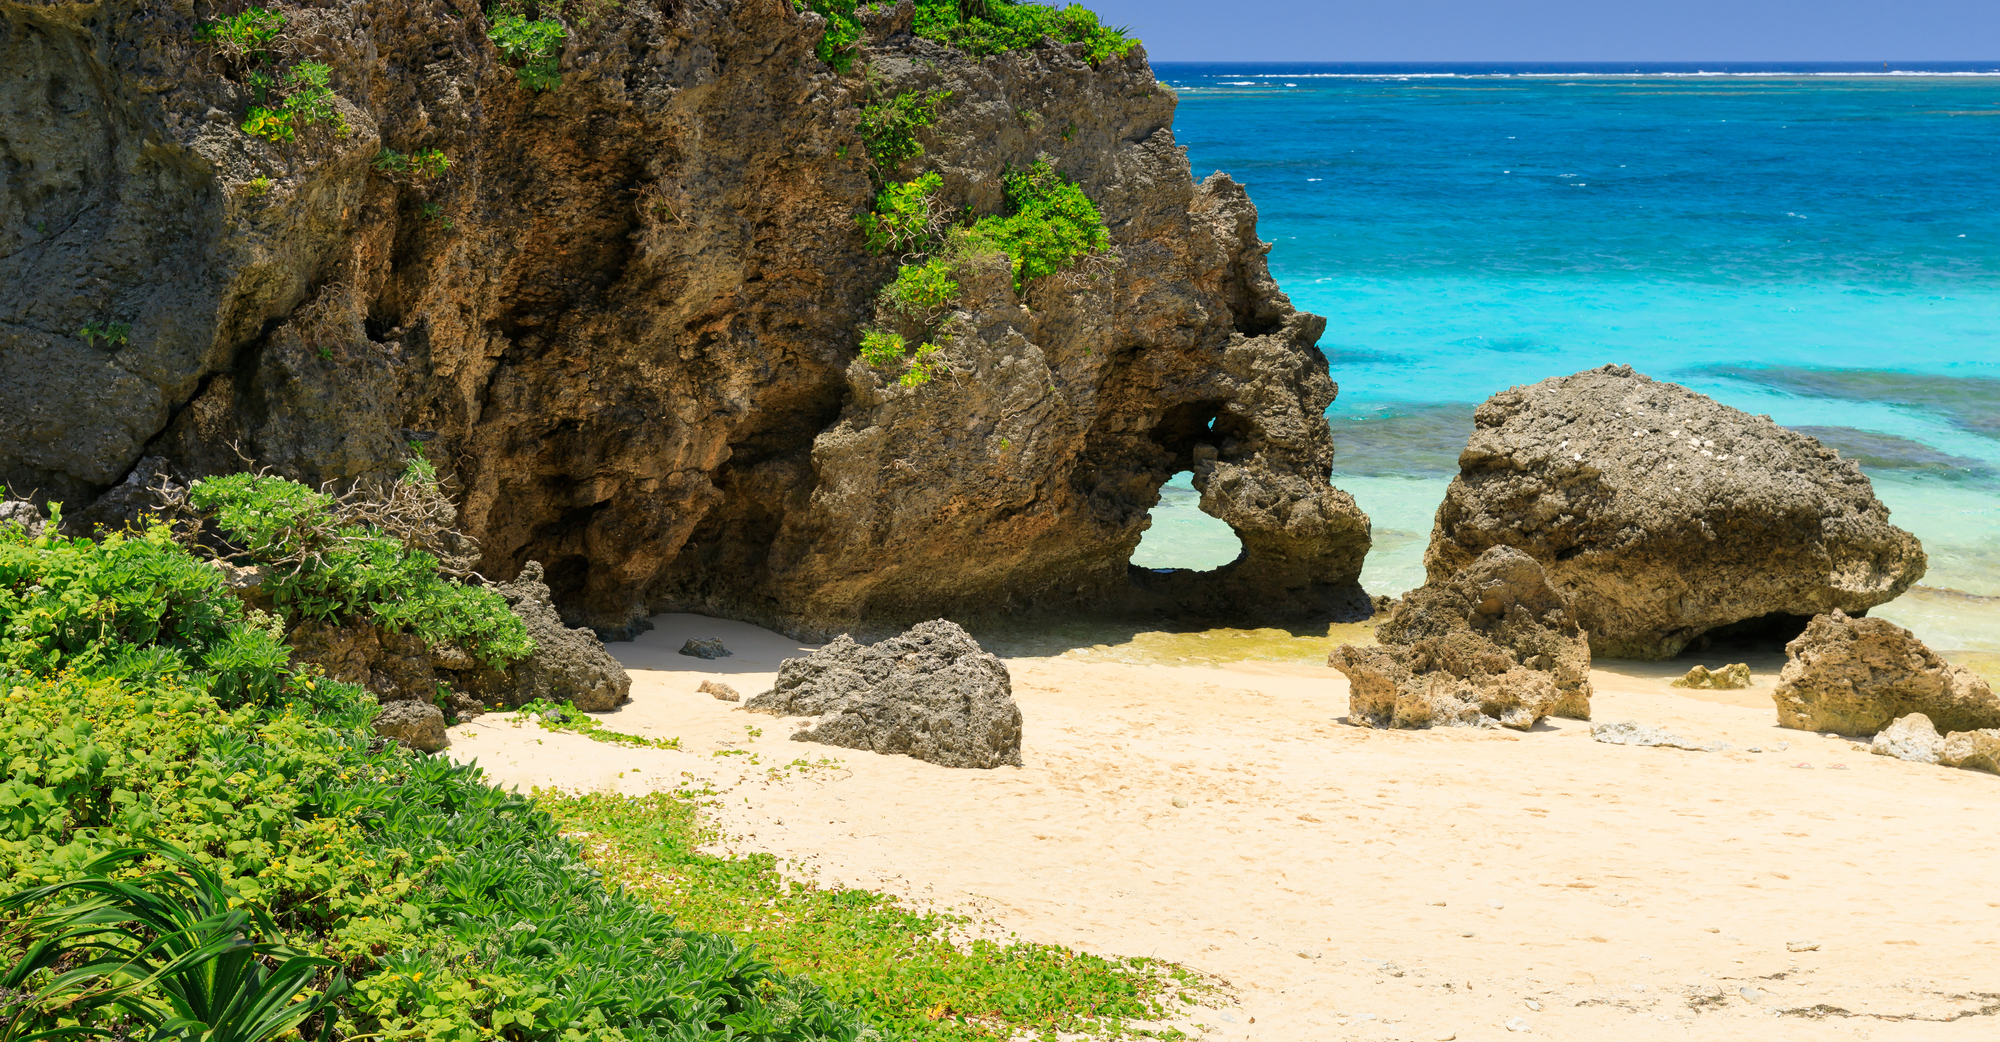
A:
[{"xmin": 798, "ymin": 0, "xmax": 1137, "ymax": 71}]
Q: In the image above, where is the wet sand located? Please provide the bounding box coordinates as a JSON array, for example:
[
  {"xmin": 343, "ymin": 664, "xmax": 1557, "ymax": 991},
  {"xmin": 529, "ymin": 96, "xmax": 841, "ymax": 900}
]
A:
[{"xmin": 451, "ymin": 614, "xmax": 2000, "ymax": 1041}]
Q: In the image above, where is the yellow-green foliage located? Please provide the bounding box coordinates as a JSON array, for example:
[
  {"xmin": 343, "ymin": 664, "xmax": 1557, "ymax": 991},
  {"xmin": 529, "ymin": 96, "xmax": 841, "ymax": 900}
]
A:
[
  {"xmin": 859, "ymin": 171, "xmax": 947, "ymax": 255},
  {"xmin": 858, "ymin": 88, "xmax": 951, "ymax": 167}
]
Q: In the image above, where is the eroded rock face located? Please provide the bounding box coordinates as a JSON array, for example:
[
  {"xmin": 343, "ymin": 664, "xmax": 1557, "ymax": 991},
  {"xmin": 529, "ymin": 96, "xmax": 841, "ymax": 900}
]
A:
[
  {"xmin": 1939, "ymin": 729, "xmax": 2000, "ymax": 774},
  {"xmin": 2, "ymin": 1, "xmax": 1367, "ymax": 640},
  {"xmin": 745, "ymin": 619, "xmax": 1022, "ymax": 768},
  {"xmin": 1331, "ymin": 546, "xmax": 1591, "ymax": 730},
  {"xmin": 1871, "ymin": 713, "xmax": 1944, "ymax": 764},
  {"xmin": 459, "ymin": 562, "xmax": 632, "ymax": 712},
  {"xmin": 1424, "ymin": 366, "xmax": 1926, "ymax": 659},
  {"xmin": 373, "ymin": 700, "xmax": 447, "ymax": 753},
  {"xmin": 1774, "ymin": 611, "xmax": 2000, "ymax": 737}
]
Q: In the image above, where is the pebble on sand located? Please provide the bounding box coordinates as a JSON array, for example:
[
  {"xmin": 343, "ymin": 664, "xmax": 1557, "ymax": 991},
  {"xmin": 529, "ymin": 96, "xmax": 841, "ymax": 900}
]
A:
[
  {"xmin": 1786, "ymin": 939, "xmax": 1821, "ymax": 952},
  {"xmin": 679, "ymin": 637, "xmax": 731, "ymax": 659}
]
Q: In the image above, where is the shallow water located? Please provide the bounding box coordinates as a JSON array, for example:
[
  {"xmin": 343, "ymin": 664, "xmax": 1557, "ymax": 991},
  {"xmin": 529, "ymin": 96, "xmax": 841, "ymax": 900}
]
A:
[{"xmin": 1134, "ymin": 65, "xmax": 2000, "ymax": 653}]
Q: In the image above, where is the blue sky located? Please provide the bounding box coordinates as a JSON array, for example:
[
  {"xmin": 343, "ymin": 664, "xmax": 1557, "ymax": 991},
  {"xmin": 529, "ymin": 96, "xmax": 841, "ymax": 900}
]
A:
[{"xmin": 1081, "ymin": 1, "xmax": 2000, "ymax": 63}]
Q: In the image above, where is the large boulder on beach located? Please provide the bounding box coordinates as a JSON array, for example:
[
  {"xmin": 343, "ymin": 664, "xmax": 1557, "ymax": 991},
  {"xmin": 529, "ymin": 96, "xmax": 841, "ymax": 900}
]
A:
[
  {"xmin": 1773, "ymin": 611, "xmax": 2000, "ymax": 737},
  {"xmin": 1939, "ymin": 729, "xmax": 2000, "ymax": 774},
  {"xmin": 1331, "ymin": 546, "xmax": 1591, "ymax": 730},
  {"xmin": 1423, "ymin": 366, "xmax": 1926, "ymax": 659},
  {"xmin": 1870, "ymin": 713, "xmax": 1944, "ymax": 764},
  {"xmin": 745, "ymin": 620, "xmax": 1022, "ymax": 768}
]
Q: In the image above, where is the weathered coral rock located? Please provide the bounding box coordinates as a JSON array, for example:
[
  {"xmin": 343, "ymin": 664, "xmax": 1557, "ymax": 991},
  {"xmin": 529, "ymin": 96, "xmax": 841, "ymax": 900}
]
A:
[
  {"xmin": 457, "ymin": 563, "xmax": 631, "ymax": 712},
  {"xmin": 1672, "ymin": 663, "xmax": 1752, "ymax": 690},
  {"xmin": 373, "ymin": 700, "xmax": 447, "ymax": 753},
  {"xmin": 1870, "ymin": 713, "xmax": 1944, "ymax": 764},
  {"xmin": 2, "ymin": 1, "xmax": 1366, "ymax": 640},
  {"xmin": 1939, "ymin": 729, "xmax": 2000, "ymax": 774},
  {"xmin": 699, "ymin": 680, "xmax": 741, "ymax": 702},
  {"xmin": 1331, "ymin": 546, "xmax": 1591, "ymax": 730},
  {"xmin": 745, "ymin": 619, "xmax": 1022, "ymax": 768},
  {"xmin": 1591, "ymin": 720, "xmax": 1730, "ymax": 753},
  {"xmin": 1773, "ymin": 611, "xmax": 2000, "ymax": 737},
  {"xmin": 680, "ymin": 639, "xmax": 731, "ymax": 660},
  {"xmin": 1424, "ymin": 366, "xmax": 1926, "ymax": 659},
  {"xmin": 0, "ymin": 499, "xmax": 45, "ymax": 538}
]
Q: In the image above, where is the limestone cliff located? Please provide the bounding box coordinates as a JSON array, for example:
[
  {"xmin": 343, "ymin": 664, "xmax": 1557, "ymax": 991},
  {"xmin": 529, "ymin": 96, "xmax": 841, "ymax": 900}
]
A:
[{"xmin": 0, "ymin": 0, "xmax": 1370, "ymax": 637}]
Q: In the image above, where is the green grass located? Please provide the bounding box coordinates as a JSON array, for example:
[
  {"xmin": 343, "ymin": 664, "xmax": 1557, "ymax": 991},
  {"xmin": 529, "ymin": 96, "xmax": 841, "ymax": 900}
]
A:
[{"xmin": 541, "ymin": 791, "xmax": 1211, "ymax": 1041}]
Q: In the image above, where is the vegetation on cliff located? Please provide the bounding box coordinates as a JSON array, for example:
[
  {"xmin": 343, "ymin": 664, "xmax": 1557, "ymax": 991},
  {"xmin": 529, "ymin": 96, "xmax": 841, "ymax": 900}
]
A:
[
  {"xmin": 798, "ymin": 0, "xmax": 1138, "ymax": 72},
  {"xmin": 856, "ymin": 160, "xmax": 1110, "ymax": 385}
]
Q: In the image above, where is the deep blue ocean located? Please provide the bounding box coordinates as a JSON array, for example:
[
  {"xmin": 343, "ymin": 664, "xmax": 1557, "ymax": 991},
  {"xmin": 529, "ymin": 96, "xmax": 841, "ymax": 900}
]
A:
[{"xmin": 1131, "ymin": 63, "xmax": 2000, "ymax": 653}]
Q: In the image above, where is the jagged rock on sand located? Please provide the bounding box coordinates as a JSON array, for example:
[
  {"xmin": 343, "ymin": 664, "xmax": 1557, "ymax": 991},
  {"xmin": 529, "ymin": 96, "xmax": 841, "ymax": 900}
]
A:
[
  {"xmin": 1671, "ymin": 663, "xmax": 1751, "ymax": 690},
  {"xmin": 373, "ymin": 700, "xmax": 447, "ymax": 753},
  {"xmin": 459, "ymin": 563, "xmax": 632, "ymax": 712},
  {"xmin": 1870, "ymin": 713, "xmax": 1945, "ymax": 764},
  {"xmin": 1939, "ymin": 729, "xmax": 2000, "ymax": 774},
  {"xmin": 745, "ymin": 620, "xmax": 1023, "ymax": 768},
  {"xmin": 1424, "ymin": 366, "xmax": 1926, "ymax": 659},
  {"xmin": 1591, "ymin": 720, "xmax": 1731, "ymax": 753},
  {"xmin": 699, "ymin": 680, "xmax": 741, "ymax": 702},
  {"xmin": 1331, "ymin": 546, "xmax": 1591, "ymax": 730},
  {"xmin": 680, "ymin": 638, "xmax": 731, "ymax": 660},
  {"xmin": 1773, "ymin": 611, "xmax": 2000, "ymax": 737}
]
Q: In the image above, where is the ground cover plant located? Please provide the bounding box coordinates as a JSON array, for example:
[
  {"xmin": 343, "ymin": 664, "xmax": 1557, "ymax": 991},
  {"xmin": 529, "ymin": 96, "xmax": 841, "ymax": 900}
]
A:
[
  {"xmin": 199, "ymin": 6, "xmax": 351, "ymax": 143},
  {"xmin": 542, "ymin": 791, "xmax": 1210, "ymax": 1040}
]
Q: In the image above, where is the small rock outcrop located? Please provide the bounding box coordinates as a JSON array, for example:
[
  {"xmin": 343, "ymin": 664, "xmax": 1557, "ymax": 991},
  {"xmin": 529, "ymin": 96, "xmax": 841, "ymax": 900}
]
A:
[
  {"xmin": 1331, "ymin": 546, "xmax": 1592, "ymax": 730},
  {"xmin": 1591, "ymin": 720, "xmax": 1730, "ymax": 753},
  {"xmin": 1939, "ymin": 729, "xmax": 2000, "ymax": 774},
  {"xmin": 680, "ymin": 639, "xmax": 731, "ymax": 660},
  {"xmin": 373, "ymin": 700, "xmax": 447, "ymax": 753},
  {"xmin": 459, "ymin": 563, "xmax": 632, "ymax": 712},
  {"xmin": 745, "ymin": 620, "xmax": 1022, "ymax": 768},
  {"xmin": 699, "ymin": 680, "xmax": 741, "ymax": 702},
  {"xmin": 286, "ymin": 561, "xmax": 630, "ymax": 713},
  {"xmin": 1773, "ymin": 611, "xmax": 2000, "ymax": 737},
  {"xmin": 1424, "ymin": 366, "xmax": 1927, "ymax": 659},
  {"xmin": 1672, "ymin": 663, "xmax": 1752, "ymax": 690},
  {"xmin": 1870, "ymin": 713, "xmax": 1944, "ymax": 764},
  {"xmin": 0, "ymin": 499, "xmax": 46, "ymax": 538}
]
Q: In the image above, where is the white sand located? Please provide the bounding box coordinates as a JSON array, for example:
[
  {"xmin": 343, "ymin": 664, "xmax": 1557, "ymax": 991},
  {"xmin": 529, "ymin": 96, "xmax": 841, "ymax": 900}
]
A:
[{"xmin": 451, "ymin": 614, "xmax": 2000, "ymax": 1041}]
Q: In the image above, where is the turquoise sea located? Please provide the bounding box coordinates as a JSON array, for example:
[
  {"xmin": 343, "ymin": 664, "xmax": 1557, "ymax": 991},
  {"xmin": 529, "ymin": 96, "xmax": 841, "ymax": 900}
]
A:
[{"xmin": 1133, "ymin": 63, "xmax": 2000, "ymax": 654}]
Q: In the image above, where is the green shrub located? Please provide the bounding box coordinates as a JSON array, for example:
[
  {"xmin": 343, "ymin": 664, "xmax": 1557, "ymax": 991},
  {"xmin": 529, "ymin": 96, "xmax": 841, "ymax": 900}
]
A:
[
  {"xmin": 859, "ymin": 170, "xmax": 947, "ymax": 255},
  {"xmin": 795, "ymin": 1, "xmax": 1135, "ymax": 70},
  {"xmin": 912, "ymin": 0, "xmax": 1137, "ymax": 64},
  {"xmin": 197, "ymin": 6, "xmax": 287, "ymax": 69},
  {"xmin": 792, "ymin": 0, "xmax": 863, "ymax": 72},
  {"xmin": 858, "ymin": 327, "xmax": 909, "ymax": 368},
  {"xmin": 487, "ymin": 5, "xmax": 569, "ymax": 91},
  {"xmin": 185, "ymin": 466, "xmax": 531, "ymax": 666},
  {"xmin": 964, "ymin": 157, "xmax": 1108, "ymax": 288},
  {"xmin": 858, "ymin": 88, "xmax": 950, "ymax": 167},
  {"xmin": 280, "ymin": 61, "xmax": 345, "ymax": 133},
  {"xmin": 883, "ymin": 255, "xmax": 960, "ymax": 318}
]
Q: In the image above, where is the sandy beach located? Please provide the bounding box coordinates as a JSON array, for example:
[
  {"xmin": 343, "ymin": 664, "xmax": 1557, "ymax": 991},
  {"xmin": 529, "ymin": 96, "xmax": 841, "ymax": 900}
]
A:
[{"xmin": 452, "ymin": 614, "xmax": 2000, "ymax": 1041}]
